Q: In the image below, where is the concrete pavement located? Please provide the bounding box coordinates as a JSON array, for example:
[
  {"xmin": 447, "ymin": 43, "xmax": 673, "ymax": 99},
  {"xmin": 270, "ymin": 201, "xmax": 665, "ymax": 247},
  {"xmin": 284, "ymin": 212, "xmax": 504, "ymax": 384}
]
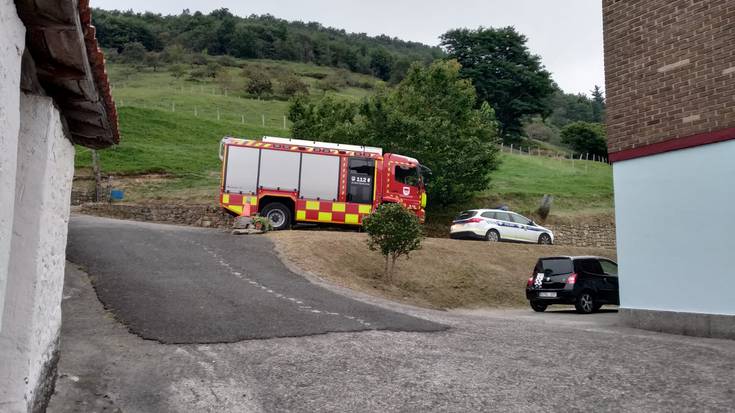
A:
[{"xmin": 49, "ymin": 216, "xmax": 735, "ymax": 412}]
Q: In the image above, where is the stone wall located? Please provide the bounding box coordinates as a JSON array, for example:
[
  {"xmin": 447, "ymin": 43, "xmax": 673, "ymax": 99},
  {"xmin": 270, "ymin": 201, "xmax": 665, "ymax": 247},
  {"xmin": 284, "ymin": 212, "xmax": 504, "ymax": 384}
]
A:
[
  {"xmin": 80, "ymin": 203, "xmax": 235, "ymax": 229},
  {"xmin": 79, "ymin": 203, "xmax": 617, "ymax": 248},
  {"xmin": 547, "ymin": 223, "xmax": 616, "ymax": 249}
]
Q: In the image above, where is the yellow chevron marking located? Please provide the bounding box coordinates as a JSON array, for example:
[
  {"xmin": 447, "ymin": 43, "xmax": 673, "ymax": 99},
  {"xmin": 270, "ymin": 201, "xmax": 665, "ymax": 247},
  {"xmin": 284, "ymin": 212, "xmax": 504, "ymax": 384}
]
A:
[{"xmin": 228, "ymin": 205, "xmax": 243, "ymax": 215}]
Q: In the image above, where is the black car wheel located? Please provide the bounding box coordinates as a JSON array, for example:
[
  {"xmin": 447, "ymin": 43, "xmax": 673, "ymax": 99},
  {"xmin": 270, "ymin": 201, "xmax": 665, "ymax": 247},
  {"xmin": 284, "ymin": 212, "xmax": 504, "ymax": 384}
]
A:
[
  {"xmin": 575, "ymin": 291, "xmax": 596, "ymax": 314},
  {"xmin": 485, "ymin": 229, "xmax": 500, "ymax": 242},
  {"xmin": 260, "ymin": 202, "xmax": 292, "ymax": 231},
  {"xmin": 530, "ymin": 301, "xmax": 547, "ymax": 312},
  {"xmin": 538, "ymin": 233, "xmax": 552, "ymax": 245}
]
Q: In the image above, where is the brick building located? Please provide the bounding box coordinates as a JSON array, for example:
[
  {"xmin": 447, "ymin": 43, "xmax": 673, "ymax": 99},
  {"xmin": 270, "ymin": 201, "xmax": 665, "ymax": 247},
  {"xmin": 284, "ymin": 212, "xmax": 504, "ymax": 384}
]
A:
[{"xmin": 603, "ymin": 0, "xmax": 735, "ymax": 337}]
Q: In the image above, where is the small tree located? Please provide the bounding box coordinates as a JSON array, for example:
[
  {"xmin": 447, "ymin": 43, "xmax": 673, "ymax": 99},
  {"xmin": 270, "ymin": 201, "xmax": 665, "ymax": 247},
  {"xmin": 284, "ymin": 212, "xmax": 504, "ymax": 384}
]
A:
[
  {"xmin": 169, "ymin": 63, "xmax": 187, "ymax": 79},
  {"xmin": 362, "ymin": 204, "xmax": 423, "ymax": 281},
  {"xmin": 560, "ymin": 121, "xmax": 608, "ymax": 158},
  {"xmin": 246, "ymin": 72, "xmax": 273, "ymax": 98}
]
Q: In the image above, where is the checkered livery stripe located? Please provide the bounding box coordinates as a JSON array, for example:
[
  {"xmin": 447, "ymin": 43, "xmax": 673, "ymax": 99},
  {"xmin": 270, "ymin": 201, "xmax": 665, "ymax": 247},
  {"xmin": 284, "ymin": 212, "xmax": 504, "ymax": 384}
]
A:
[
  {"xmin": 295, "ymin": 199, "xmax": 373, "ymax": 225},
  {"xmin": 221, "ymin": 193, "xmax": 257, "ymax": 216}
]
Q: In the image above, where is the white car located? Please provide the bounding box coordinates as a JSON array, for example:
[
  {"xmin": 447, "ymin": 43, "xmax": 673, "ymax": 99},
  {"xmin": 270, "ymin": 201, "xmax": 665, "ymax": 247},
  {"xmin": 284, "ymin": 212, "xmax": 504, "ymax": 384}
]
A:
[{"xmin": 449, "ymin": 209, "xmax": 554, "ymax": 244}]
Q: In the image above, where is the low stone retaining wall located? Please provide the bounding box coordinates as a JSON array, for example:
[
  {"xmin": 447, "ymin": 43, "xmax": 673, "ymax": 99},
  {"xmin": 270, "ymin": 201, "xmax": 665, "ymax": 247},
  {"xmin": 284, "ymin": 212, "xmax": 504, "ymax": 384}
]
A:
[
  {"xmin": 548, "ymin": 223, "xmax": 616, "ymax": 249},
  {"xmin": 80, "ymin": 203, "xmax": 234, "ymax": 228},
  {"xmin": 79, "ymin": 203, "xmax": 617, "ymax": 248}
]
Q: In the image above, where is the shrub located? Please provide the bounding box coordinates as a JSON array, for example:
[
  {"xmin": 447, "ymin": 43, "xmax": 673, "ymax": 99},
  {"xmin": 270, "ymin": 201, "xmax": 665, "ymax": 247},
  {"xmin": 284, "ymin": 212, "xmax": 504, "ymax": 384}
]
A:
[
  {"xmin": 279, "ymin": 74, "xmax": 309, "ymax": 97},
  {"xmin": 246, "ymin": 72, "xmax": 273, "ymax": 97},
  {"xmin": 560, "ymin": 121, "xmax": 607, "ymax": 157},
  {"xmin": 362, "ymin": 203, "xmax": 423, "ymax": 281},
  {"xmin": 169, "ymin": 63, "xmax": 188, "ymax": 79}
]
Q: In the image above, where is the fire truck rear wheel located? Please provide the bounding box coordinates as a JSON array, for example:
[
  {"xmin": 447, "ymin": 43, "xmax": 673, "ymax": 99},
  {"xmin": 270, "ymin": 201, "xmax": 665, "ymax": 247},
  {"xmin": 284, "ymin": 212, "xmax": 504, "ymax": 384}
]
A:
[{"xmin": 261, "ymin": 202, "xmax": 291, "ymax": 231}]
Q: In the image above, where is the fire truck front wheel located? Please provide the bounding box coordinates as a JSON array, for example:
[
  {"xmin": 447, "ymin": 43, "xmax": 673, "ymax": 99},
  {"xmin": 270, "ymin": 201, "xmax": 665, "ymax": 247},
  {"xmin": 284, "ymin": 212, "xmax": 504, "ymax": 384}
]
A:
[{"xmin": 260, "ymin": 202, "xmax": 292, "ymax": 230}]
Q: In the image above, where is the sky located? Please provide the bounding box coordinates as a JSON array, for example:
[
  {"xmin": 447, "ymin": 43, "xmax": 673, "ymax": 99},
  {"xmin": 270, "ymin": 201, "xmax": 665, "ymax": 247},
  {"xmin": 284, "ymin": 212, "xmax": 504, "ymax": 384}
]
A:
[{"xmin": 92, "ymin": 0, "xmax": 604, "ymax": 96}]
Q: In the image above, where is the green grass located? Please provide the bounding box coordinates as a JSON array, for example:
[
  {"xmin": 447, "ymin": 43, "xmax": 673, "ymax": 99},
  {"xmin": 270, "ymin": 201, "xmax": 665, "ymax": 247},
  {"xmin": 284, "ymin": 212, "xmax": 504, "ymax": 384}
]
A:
[{"xmin": 485, "ymin": 153, "xmax": 613, "ymax": 216}]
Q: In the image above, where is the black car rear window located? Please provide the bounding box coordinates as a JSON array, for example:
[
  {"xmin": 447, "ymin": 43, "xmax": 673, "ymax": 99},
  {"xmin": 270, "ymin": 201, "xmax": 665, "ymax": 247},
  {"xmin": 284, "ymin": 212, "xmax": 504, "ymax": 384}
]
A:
[
  {"xmin": 455, "ymin": 210, "xmax": 477, "ymax": 221},
  {"xmin": 535, "ymin": 258, "xmax": 573, "ymax": 275}
]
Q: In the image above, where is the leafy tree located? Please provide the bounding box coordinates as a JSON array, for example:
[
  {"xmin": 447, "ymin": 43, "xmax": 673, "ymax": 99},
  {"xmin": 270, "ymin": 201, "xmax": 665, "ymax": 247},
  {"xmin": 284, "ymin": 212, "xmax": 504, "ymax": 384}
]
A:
[
  {"xmin": 362, "ymin": 203, "xmax": 423, "ymax": 281},
  {"xmin": 169, "ymin": 63, "xmax": 187, "ymax": 78},
  {"xmin": 120, "ymin": 42, "xmax": 146, "ymax": 65},
  {"xmin": 546, "ymin": 89, "xmax": 596, "ymax": 129},
  {"xmin": 246, "ymin": 72, "xmax": 273, "ymax": 97},
  {"xmin": 289, "ymin": 95, "xmax": 358, "ymax": 141},
  {"xmin": 143, "ymin": 51, "xmax": 161, "ymax": 71},
  {"xmin": 280, "ymin": 74, "xmax": 309, "ymax": 96},
  {"xmin": 161, "ymin": 44, "xmax": 186, "ymax": 63},
  {"xmin": 289, "ymin": 60, "xmax": 501, "ymax": 207},
  {"xmin": 441, "ymin": 27, "xmax": 554, "ymax": 143},
  {"xmin": 591, "ymin": 85, "xmax": 606, "ymax": 123},
  {"xmin": 560, "ymin": 122, "xmax": 607, "ymax": 157},
  {"xmin": 369, "ymin": 48, "xmax": 395, "ymax": 81}
]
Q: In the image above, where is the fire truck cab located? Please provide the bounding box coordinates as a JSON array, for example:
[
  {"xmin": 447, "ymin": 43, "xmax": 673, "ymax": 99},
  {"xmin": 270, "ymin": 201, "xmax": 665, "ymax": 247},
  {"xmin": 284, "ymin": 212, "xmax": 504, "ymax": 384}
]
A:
[{"xmin": 219, "ymin": 136, "xmax": 428, "ymax": 230}]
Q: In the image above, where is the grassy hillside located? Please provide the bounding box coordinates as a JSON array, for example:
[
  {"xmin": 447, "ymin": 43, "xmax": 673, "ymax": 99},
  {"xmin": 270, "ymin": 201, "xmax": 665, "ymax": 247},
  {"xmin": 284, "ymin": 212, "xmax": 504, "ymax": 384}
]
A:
[{"xmin": 78, "ymin": 61, "xmax": 613, "ymax": 216}]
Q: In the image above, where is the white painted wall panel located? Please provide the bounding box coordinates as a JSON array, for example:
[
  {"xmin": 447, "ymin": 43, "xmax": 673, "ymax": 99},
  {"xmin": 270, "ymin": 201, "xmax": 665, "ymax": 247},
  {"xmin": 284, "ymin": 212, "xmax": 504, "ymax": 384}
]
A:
[
  {"xmin": 0, "ymin": 0, "xmax": 25, "ymax": 333},
  {"xmin": 613, "ymin": 140, "xmax": 735, "ymax": 315}
]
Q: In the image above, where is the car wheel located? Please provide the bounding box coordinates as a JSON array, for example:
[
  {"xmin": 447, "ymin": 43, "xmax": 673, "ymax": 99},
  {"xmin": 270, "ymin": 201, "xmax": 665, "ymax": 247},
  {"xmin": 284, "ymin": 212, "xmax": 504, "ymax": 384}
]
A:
[
  {"xmin": 485, "ymin": 229, "xmax": 500, "ymax": 242},
  {"xmin": 530, "ymin": 301, "xmax": 547, "ymax": 312},
  {"xmin": 260, "ymin": 202, "xmax": 291, "ymax": 231},
  {"xmin": 538, "ymin": 233, "xmax": 552, "ymax": 245},
  {"xmin": 575, "ymin": 291, "xmax": 596, "ymax": 314}
]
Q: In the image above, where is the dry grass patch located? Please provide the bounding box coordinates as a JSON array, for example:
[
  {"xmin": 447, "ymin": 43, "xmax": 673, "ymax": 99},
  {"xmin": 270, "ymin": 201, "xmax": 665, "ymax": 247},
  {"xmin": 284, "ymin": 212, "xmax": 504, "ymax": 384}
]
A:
[{"xmin": 269, "ymin": 231, "xmax": 616, "ymax": 310}]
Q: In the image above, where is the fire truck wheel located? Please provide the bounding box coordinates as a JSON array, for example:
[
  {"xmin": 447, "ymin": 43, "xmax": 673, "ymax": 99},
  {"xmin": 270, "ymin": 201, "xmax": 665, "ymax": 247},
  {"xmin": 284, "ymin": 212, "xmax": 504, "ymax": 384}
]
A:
[{"xmin": 260, "ymin": 202, "xmax": 292, "ymax": 230}]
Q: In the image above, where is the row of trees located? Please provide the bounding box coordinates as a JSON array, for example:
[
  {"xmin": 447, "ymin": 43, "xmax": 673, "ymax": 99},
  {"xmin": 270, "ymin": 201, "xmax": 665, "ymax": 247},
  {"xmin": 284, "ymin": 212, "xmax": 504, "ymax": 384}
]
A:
[{"xmin": 93, "ymin": 8, "xmax": 442, "ymax": 83}]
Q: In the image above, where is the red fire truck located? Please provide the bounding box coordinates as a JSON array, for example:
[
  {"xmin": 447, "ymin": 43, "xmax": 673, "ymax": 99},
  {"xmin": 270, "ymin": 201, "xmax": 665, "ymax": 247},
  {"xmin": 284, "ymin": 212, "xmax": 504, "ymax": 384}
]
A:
[{"xmin": 219, "ymin": 136, "xmax": 428, "ymax": 230}]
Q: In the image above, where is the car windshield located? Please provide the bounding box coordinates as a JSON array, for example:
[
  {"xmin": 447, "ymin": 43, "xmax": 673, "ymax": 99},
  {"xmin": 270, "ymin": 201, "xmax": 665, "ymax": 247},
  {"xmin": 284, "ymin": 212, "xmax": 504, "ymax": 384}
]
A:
[
  {"xmin": 455, "ymin": 210, "xmax": 477, "ymax": 221},
  {"xmin": 535, "ymin": 258, "xmax": 573, "ymax": 276}
]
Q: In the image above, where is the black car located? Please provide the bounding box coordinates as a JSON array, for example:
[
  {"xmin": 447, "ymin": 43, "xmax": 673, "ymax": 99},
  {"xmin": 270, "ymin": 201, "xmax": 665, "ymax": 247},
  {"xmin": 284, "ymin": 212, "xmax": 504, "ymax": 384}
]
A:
[{"xmin": 525, "ymin": 256, "xmax": 619, "ymax": 314}]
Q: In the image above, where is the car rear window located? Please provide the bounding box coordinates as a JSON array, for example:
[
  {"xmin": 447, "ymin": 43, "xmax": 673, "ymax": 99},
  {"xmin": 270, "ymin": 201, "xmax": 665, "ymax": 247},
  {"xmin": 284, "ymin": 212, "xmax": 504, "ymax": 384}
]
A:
[
  {"xmin": 535, "ymin": 258, "xmax": 573, "ymax": 275},
  {"xmin": 455, "ymin": 210, "xmax": 477, "ymax": 221}
]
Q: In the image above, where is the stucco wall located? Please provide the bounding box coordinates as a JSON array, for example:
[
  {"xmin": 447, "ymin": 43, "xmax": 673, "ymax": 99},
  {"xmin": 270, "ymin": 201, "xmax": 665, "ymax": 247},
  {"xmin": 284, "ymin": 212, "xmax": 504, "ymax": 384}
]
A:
[
  {"xmin": 613, "ymin": 140, "xmax": 735, "ymax": 316},
  {"xmin": 0, "ymin": 93, "xmax": 75, "ymax": 412},
  {"xmin": 0, "ymin": 0, "xmax": 25, "ymax": 332}
]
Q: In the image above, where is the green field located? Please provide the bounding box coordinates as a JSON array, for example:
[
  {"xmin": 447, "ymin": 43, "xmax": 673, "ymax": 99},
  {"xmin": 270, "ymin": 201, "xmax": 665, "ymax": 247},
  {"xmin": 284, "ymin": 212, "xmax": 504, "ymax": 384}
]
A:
[{"xmin": 78, "ymin": 61, "xmax": 613, "ymax": 217}]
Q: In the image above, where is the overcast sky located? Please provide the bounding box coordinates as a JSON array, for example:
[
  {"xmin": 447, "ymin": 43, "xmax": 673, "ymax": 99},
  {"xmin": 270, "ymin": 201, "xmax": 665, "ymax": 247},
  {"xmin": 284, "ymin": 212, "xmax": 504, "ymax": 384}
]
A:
[{"xmin": 92, "ymin": 0, "xmax": 604, "ymax": 95}]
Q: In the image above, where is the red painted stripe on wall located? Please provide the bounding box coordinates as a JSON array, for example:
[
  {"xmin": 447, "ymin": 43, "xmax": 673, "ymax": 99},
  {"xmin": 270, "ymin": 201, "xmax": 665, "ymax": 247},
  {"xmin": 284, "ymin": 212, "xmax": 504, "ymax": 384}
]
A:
[{"xmin": 609, "ymin": 127, "xmax": 735, "ymax": 162}]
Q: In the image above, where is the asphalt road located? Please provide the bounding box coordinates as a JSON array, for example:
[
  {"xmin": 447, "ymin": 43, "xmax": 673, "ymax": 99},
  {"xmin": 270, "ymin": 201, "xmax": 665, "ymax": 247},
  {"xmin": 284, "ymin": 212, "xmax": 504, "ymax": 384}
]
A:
[
  {"xmin": 66, "ymin": 215, "xmax": 444, "ymax": 343},
  {"xmin": 52, "ymin": 216, "xmax": 735, "ymax": 412}
]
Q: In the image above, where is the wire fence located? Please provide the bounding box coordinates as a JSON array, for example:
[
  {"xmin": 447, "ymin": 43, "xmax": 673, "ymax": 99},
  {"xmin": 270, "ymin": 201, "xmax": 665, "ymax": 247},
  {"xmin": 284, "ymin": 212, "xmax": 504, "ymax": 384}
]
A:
[{"xmin": 499, "ymin": 142, "xmax": 609, "ymax": 165}]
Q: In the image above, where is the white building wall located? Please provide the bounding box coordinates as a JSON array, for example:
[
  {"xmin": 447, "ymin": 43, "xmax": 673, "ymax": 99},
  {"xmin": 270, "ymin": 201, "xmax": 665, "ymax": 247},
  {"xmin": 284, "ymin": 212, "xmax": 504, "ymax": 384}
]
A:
[
  {"xmin": 614, "ymin": 140, "xmax": 735, "ymax": 316},
  {"xmin": 0, "ymin": 0, "xmax": 26, "ymax": 331},
  {"xmin": 0, "ymin": 92, "xmax": 75, "ymax": 411}
]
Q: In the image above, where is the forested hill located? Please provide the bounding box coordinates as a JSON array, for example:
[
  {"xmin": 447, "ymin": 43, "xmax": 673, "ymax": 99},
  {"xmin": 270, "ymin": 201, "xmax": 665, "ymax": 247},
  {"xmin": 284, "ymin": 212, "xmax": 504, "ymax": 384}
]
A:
[{"xmin": 93, "ymin": 8, "xmax": 444, "ymax": 82}]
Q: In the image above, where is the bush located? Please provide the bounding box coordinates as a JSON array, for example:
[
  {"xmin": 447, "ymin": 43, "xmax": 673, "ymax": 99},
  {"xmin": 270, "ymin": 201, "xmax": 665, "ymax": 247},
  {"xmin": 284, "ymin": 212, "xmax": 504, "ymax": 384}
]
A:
[
  {"xmin": 169, "ymin": 63, "xmax": 188, "ymax": 79},
  {"xmin": 560, "ymin": 121, "xmax": 607, "ymax": 158},
  {"xmin": 246, "ymin": 72, "xmax": 273, "ymax": 97},
  {"xmin": 279, "ymin": 74, "xmax": 309, "ymax": 97},
  {"xmin": 362, "ymin": 203, "xmax": 423, "ymax": 281}
]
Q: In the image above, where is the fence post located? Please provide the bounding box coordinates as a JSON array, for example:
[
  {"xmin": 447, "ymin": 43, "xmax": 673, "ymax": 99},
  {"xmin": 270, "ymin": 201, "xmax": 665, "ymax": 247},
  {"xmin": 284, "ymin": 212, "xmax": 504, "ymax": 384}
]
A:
[
  {"xmin": 194, "ymin": 107, "xmax": 198, "ymax": 117},
  {"xmin": 241, "ymin": 114, "xmax": 245, "ymax": 124},
  {"xmin": 172, "ymin": 101, "xmax": 175, "ymax": 112},
  {"xmin": 283, "ymin": 116, "xmax": 286, "ymax": 130},
  {"xmin": 510, "ymin": 144, "xmax": 514, "ymax": 154},
  {"xmin": 500, "ymin": 143, "xmax": 504, "ymax": 152},
  {"xmin": 224, "ymin": 88, "xmax": 228, "ymax": 97},
  {"xmin": 217, "ymin": 109, "xmax": 220, "ymax": 121},
  {"xmin": 262, "ymin": 114, "xmax": 265, "ymax": 127}
]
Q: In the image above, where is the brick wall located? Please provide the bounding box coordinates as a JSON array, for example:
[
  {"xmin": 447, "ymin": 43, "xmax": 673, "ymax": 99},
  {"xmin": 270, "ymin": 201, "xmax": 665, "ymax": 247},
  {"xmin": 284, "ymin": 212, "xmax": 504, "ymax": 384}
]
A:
[{"xmin": 603, "ymin": 0, "xmax": 735, "ymax": 155}]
